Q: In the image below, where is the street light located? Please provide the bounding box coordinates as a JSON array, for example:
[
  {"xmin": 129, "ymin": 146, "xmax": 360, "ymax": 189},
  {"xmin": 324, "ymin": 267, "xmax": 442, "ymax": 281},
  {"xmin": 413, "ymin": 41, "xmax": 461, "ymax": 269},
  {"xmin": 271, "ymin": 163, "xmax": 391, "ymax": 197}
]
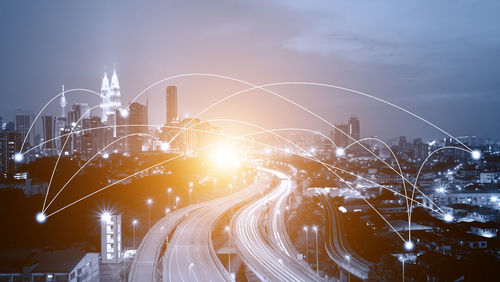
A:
[
  {"xmin": 146, "ymin": 198, "xmax": 153, "ymax": 230},
  {"xmin": 345, "ymin": 255, "xmax": 351, "ymax": 282},
  {"xmin": 189, "ymin": 262, "xmax": 195, "ymax": 280},
  {"xmin": 225, "ymin": 226, "xmax": 231, "ymax": 278},
  {"xmin": 229, "ymin": 184, "xmax": 233, "ymax": 194},
  {"xmin": 175, "ymin": 196, "xmax": 180, "ymax": 208},
  {"xmin": 312, "ymin": 225, "xmax": 319, "ymax": 275},
  {"xmin": 167, "ymin": 187, "xmax": 172, "ymax": 208},
  {"xmin": 303, "ymin": 226, "xmax": 309, "ymax": 264},
  {"xmin": 132, "ymin": 219, "xmax": 138, "ymax": 249},
  {"xmin": 399, "ymin": 255, "xmax": 406, "ymax": 282}
]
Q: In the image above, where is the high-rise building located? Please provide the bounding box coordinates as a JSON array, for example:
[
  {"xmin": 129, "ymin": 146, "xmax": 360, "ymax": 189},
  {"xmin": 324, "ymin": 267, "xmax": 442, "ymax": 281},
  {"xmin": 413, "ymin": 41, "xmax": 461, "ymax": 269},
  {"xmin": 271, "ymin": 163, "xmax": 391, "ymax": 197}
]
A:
[
  {"xmin": 334, "ymin": 124, "xmax": 350, "ymax": 148},
  {"xmin": 101, "ymin": 69, "xmax": 122, "ymax": 141},
  {"xmin": 181, "ymin": 118, "xmax": 199, "ymax": 156},
  {"xmin": 0, "ymin": 129, "xmax": 21, "ymax": 181},
  {"xmin": 101, "ymin": 73, "xmax": 111, "ymax": 123},
  {"xmin": 166, "ymin": 86, "xmax": 178, "ymax": 124},
  {"xmin": 128, "ymin": 102, "xmax": 148, "ymax": 153},
  {"xmin": 100, "ymin": 213, "xmax": 122, "ymax": 264},
  {"xmin": 60, "ymin": 85, "xmax": 67, "ymax": 119},
  {"xmin": 42, "ymin": 116, "xmax": 56, "ymax": 150},
  {"xmin": 348, "ymin": 116, "xmax": 360, "ymax": 142},
  {"xmin": 15, "ymin": 110, "xmax": 33, "ymax": 147}
]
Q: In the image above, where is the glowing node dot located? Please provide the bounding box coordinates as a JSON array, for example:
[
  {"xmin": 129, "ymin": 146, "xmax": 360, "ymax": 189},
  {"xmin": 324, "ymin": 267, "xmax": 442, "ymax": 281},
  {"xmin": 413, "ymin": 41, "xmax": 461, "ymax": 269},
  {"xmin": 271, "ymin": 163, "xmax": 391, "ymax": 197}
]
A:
[
  {"xmin": 100, "ymin": 212, "xmax": 111, "ymax": 223},
  {"xmin": 120, "ymin": 109, "xmax": 129, "ymax": 118},
  {"xmin": 36, "ymin": 212, "xmax": 46, "ymax": 223},
  {"xmin": 471, "ymin": 150, "xmax": 481, "ymax": 160},
  {"xmin": 336, "ymin": 147, "xmax": 345, "ymax": 157},
  {"xmin": 444, "ymin": 214, "xmax": 454, "ymax": 222},
  {"xmin": 404, "ymin": 241, "xmax": 414, "ymax": 251},
  {"xmin": 14, "ymin": 153, "xmax": 23, "ymax": 162},
  {"xmin": 160, "ymin": 142, "xmax": 170, "ymax": 152}
]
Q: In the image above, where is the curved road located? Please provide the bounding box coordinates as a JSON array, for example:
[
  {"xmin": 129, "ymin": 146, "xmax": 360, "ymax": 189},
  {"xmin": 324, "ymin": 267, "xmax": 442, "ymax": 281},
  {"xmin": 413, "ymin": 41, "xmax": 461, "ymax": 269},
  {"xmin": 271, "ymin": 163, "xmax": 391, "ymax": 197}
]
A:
[
  {"xmin": 318, "ymin": 191, "xmax": 370, "ymax": 280},
  {"xmin": 128, "ymin": 204, "xmax": 202, "ymax": 282},
  {"xmin": 232, "ymin": 168, "xmax": 324, "ymax": 281},
  {"xmin": 162, "ymin": 176, "xmax": 272, "ymax": 282}
]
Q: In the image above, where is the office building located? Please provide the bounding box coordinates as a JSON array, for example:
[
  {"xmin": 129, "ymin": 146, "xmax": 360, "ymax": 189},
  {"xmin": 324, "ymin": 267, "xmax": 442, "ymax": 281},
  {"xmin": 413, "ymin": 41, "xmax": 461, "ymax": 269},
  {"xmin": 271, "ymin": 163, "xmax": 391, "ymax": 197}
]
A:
[
  {"xmin": 334, "ymin": 124, "xmax": 350, "ymax": 148},
  {"xmin": 348, "ymin": 116, "xmax": 360, "ymax": 142},
  {"xmin": 166, "ymin": 86, "xmax": 178, "ymax": 124},
  {"xmin": 0, "ymin": 129, "xmax": 21, "ymax": 180},
  {"xmin": 101, "ymin": 213, "xmax": 122, "ymax": 264},
  {"xmin": 42, "ymin": 115, "xmax": 57, "ymax": 152},
  {"xmin": 15, "ymin": 110, "xmax": 33, "ymax": 147},
  {"xmin": 127, "ymin": 102, "xmax": 148, "ymax": 153},
  {"xmin": 0, "ymin": 249, "xmax": 99, "ymax": 282}
]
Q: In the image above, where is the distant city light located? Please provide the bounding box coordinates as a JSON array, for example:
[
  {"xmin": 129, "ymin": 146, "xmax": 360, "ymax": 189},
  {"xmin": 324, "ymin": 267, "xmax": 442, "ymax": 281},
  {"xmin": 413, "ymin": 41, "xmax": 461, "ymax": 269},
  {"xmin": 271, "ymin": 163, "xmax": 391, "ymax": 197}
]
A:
[
  {"xmin": 336, "ymin": 147, "xmax": 345, "ymax": 157},
  {"xmin": 14, "ymin": 153, "xmax": 23, "ymax": 162},
  {"xmin": 491, "ymin": 196, "xmax": 498, "ymax": 202},
  {"xmin": 36, "ymin": 212, "xmax": 46, "ymax": 223},
  {"xmin": 100, "ymin": 211, "xmax": 112, "ymax": 223},
  {"xmin": 120, "ymin": 109, "xmax": 129, "ymax": 118},
  {"xmin": 160, "ymin": 142, "xmax": 170, "ymax": 152},
  {"xmin": 404, "ymin": 241, "xmax": 414, "ymax": 250},
  {"xmin": 146, "ymin": 198, "xmax": 153, "ymax": 205},
  {"xmin": 436, "ymin": 187, "xmax": 446, "ymax": 193},
  {"xmin": 132, "ymin": 219, "xmax": 138, "ymax": 225},
  {"xmin": 102, "ymin": 153, "xmax": 109, "ymax": 159},
  {"xmin": 444, "ymin": 214, "xmax": 454, "ymax": 222},
  {"xmin": 471, "ymin": 150, "xmax": 481, "ymax": 160}
]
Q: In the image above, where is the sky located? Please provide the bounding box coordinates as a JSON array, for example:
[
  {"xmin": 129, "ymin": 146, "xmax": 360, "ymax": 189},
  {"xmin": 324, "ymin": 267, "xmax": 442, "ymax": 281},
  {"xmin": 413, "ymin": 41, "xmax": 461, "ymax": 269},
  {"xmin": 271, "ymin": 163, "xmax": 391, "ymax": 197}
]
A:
[{"xmin": 0, "ymin": 0, "xmax": 499, "ymax": 140}]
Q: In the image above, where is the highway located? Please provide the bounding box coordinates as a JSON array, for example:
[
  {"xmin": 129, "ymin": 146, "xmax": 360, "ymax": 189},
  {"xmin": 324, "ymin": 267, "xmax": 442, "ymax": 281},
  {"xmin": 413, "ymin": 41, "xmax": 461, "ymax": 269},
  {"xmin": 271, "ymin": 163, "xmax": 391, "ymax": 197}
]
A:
[
  {"xmin": 162, "ymin": 175, "xmax": 272, "ymax": 282},
  {"xmin": 128, "ymin": 203, "xmax": 202, "ymax": 282},
  {"xmin": 232, "ymin": 168, "xmax": 325, "ymax": 281},
  {"xmin": 318, "ymin": 191, "xmax": 371, "ymax": 280}
]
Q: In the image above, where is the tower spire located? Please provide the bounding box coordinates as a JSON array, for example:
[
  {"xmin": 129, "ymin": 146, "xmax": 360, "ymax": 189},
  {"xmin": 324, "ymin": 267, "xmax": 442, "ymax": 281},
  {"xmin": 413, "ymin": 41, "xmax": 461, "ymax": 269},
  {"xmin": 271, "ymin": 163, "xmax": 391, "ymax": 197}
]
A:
[{"xmin": 60, "ymin": 84, "xmax": 67, "ymax": 118}]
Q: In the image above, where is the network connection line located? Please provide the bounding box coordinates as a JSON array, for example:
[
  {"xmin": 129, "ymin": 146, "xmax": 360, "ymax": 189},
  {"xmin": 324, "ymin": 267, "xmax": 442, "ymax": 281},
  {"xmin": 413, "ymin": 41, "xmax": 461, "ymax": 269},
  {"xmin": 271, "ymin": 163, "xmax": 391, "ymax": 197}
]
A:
[
  {"xmin": 43, "ymin": 132, "xmax": 160, "ymax": 213},
  {"xmin": 42, "ymin": 104, "xmax": 102, "ymax": 212},
  {"xmin": 30, "ymin": 73, "xmax": 473, "ymax": 246},
  {"xmin": 19, "ymin": 88, "xmax": 120, "ymax": 153}
]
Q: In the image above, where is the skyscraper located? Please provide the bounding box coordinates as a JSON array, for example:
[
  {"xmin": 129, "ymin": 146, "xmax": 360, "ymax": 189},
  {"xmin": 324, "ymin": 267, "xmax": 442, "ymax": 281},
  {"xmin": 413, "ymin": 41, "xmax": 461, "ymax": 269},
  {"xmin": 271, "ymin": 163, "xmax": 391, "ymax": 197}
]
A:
[
  {"xmin": 42, "ymin": 116, "xmax": 56, "ymax": 150},
  {"xmin": 348, "ymin": 116, "xmax": 360, "ymax": 142},
  {"xmin": 128, "ymin": 102, "xmax": 148, "ymax": 153},
  {"xmin": 0, "ymin": 129, "xmax": 21, "ymax": 181},
  {"xmin": 101, "ymin": 69, "xmax": 122, "ymax": 139},
  {"xmin": 15, "ymin": 110, "xmax": 33, "ymax": 147},
  {"xmin": 334, "ymin": 124, "xmax": 350, "ymax": 148},
  {"xmin": 101, "ymin": 73, "xmax": 110, "ymax": 123},
  {"xmin": 166, "ymin": 86, "xmax": 178, "ymax": 124}
]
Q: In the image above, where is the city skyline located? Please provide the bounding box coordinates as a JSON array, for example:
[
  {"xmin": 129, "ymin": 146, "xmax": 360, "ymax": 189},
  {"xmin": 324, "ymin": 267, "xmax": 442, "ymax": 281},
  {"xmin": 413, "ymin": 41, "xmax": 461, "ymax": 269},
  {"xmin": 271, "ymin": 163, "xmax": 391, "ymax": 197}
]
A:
[
  {"xmin": 1, "ymin": 1, "xmax": 500, "ymax": 139},
  {"xmin": 1, "ymin": 1, "xmax": 499, "ymax": 281}
]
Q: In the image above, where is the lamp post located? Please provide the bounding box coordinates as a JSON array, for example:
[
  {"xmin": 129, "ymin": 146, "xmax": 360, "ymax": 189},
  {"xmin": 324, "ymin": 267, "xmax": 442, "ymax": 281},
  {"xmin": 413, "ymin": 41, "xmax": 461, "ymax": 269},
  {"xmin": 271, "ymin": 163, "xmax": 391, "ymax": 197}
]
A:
[
  {"xmin": 303, "ymin": 226, "xmax": 309, "ymax": 264},
  {"xmin": 189, "ymin": 188, "xmax": 193, "ymax": 205},
  {"xmin": 229, "ymin": 184, "xmax": 233, "ymax": 194},
  {"xmin": 225, "ymin": 226, "xmax": 231, "ymax": 279},
  {"xmin": 345, "ymin": 255, "xmax": 351, "ymax": 282},
  {"xmin": 175, "ymin": 196, "xmax": 180, "ymax": 209},
  {"xmin": 146, "ymin": 198, "xmax": 153, "ymax": 230},
  {"xmin": 132, "ymin": 219, "xmax": 138, "ymax": 249},
  {"xmin": 189, "ymin": 262, "xmax": 195, "ymax": 280},
  {"xmin": 399, "ymin": 256, "xmax": 405, "ymax": 282},
  {"xmin": 313, "ymin": 225, "xmax": 319, "ymax": 275},
  {"xmin": 167, "ymin": 187, "xmax": 172, "ymax": 208}
]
